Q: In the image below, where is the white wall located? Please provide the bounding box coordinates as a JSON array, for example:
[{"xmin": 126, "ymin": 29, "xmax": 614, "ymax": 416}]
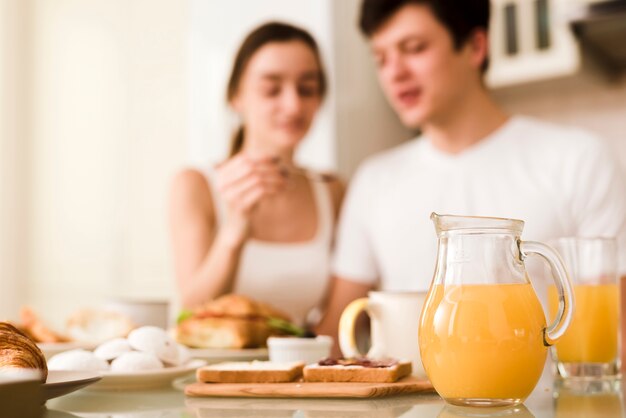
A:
[
  {"xmin": 0, "ymin": 0, "xmax": 29, "ymax": 321},
  {"xmin": 24, "ymin": 0, "xmax": 188, "ymax": 326}
]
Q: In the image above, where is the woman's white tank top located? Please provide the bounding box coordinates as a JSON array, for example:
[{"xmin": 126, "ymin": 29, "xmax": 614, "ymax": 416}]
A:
[{"xmin": 204, "ymin": 168, "xmax": 334, "ymax": 326}]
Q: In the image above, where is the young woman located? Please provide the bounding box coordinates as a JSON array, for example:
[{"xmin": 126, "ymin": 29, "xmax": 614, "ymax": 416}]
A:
[{"xmin": 170, "ymin": 22, "xmax": 344, "ymax": 326}]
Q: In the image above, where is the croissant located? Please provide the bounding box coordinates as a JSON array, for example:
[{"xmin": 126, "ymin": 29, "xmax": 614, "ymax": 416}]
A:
[
  {"xmin": 20, "ymin": 306, "xmax": 69, "ymax": 343},
  {"xmin": 0, "ymin": 322, "xmax": 48, "ymax": 381}
]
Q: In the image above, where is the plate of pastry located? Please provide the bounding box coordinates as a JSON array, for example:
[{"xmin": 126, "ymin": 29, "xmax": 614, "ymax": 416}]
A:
[
  {"xmin": 17, "ymin": 305, "xmax": 135, "ymax": 359},
  {"xmin": 0, "ymin": 322, "xmax": 101, "ymax": 401}
]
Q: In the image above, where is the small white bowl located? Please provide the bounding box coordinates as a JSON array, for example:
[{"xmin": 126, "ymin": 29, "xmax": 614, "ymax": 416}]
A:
[{"xmin": 267, "ymin": 335, "xmax": 333, "ymax": 365}]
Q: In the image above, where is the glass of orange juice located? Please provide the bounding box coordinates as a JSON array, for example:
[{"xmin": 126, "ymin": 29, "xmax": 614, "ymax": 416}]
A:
[{"xmin": 548, "ymin": 237, "xmax": 621, "ymax": 379}]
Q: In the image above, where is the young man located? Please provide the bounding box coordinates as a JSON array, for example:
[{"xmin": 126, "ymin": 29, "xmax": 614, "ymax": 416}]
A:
[{"xmin": 317, "ymin": 0, "xmax": 626, "ymax": 345}]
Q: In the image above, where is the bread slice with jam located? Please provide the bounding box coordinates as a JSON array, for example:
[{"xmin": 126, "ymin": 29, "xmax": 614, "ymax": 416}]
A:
[{"xmin": 303, "ymin": 358, "xmax": 412, "ymax": 383}]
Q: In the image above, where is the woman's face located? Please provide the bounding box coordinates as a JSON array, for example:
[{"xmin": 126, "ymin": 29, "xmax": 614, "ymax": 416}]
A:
[{"xmin": 231, "ymin": 40, "xmax": 323, "ymax": 153}]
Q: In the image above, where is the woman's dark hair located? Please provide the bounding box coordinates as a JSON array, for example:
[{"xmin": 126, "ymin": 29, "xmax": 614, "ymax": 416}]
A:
[
  {"xmin": 226, "ymin": 22, "xmax": 327, "ymax": 156},
  {"xmin": 359, "ymin": 0, "xmax": 490, "ymax": 72}
]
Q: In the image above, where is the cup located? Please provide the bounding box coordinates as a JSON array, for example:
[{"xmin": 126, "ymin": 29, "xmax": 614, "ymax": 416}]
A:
[
  {"xmin": 267, "ymin": 335, "xmax": 333, "ymax": 364},
  {"xmin": 548, "ymin": 237, "xmax": 621, "ymax": 379},
  {"xmin": 339, "ymin": 291, "xmax": 427, "ymax": 378}
]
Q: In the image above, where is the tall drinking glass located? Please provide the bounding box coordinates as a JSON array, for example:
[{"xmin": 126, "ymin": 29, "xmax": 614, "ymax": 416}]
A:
[{"xmin": 548, "ymin": 237, "xmax": 621, "ymax": 379}]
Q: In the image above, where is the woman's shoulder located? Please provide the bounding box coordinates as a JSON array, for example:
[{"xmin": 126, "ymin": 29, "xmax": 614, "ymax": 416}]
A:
[
  {"xmin": 172, "ymin": 167, "xmax": 211, "ymax": 193},
  {"xmin": 170, "ymin": 167, "xmax": 214, "ymax": 213}
]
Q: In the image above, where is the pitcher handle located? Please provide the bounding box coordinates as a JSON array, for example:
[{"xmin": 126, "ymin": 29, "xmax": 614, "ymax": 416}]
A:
[{"xmin": 520, "ymin": 240, "xmax": 575, "ymax": 346}]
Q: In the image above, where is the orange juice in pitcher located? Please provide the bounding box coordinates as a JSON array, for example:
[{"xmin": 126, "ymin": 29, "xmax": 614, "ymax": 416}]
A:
[
  {"xmin": 421, "ymin": 283, "xmax": 547, "ymax": 401},
  {"xmin": 419, "ymin": 214, "xmax": 574, "ymax": 407}
]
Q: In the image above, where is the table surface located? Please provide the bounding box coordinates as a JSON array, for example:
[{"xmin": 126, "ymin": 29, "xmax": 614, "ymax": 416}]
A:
[{"xmin": 44, "ymin": 366, "xmax": 625, "ymax": 418}]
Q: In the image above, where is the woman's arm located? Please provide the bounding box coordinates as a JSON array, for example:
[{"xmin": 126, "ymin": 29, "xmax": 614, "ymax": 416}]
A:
[
  {"xmin": 169, "ymin": 169, "xmax": 244, "ymax": 308},
  {"xmin": 170, "ymin": 157, "xmax": 286, "ymax": 309}
]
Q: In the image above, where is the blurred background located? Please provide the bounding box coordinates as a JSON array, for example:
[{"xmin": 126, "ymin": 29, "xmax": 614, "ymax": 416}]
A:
[{"xmin": 1, "ymin": 0, "xmax": 625, "ymax": 327}]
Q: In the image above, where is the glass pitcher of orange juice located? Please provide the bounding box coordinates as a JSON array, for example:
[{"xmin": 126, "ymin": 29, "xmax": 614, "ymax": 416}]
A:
[{"xmin": 419, "ymin": 213, "xmax": 575, "ymax": 407}]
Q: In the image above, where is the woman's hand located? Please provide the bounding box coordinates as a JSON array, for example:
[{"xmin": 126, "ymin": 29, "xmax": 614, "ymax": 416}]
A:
[{"xmin": 215, "ymin": 154, "xmax": 286, "ymax": 245}]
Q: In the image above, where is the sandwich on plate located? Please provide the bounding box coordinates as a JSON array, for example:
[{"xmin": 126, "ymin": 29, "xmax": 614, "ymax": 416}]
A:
[{"xmin": 176, "ymin": 294, "xmax": 291, "ymax": 349}]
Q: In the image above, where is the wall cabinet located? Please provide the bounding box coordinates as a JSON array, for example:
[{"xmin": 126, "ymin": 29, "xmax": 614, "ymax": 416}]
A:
[{"xmin": 487, "ymin": 0, "xmax": 580, "ymax": 87}]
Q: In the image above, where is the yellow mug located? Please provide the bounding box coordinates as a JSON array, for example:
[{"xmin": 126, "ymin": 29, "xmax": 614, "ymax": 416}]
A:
[{"xmin": 338, "ymin": 291, "xmax": 427, "ymax": 378}]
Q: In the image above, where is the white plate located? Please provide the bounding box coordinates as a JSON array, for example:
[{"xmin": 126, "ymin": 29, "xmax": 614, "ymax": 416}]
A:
[
  {"xmin": 188, "ymin": 347, "xmax": 268, "ymax": 362},
  {"xmin": 88, "ymin": 359, "xmax": 206, "ymax": 391},
  {"xmin": 43, "ymin": 370, "xmax": 102, "ymax": 401},
  {"xmin": 38, "ymin": 342, "xmax": 96, "ymax": 359}
]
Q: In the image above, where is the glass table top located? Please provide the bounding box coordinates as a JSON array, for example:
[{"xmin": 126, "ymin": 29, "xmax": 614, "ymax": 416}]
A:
[{"xmin": 44, "ymin": 371, "xmax": 624, "ymax": 418}]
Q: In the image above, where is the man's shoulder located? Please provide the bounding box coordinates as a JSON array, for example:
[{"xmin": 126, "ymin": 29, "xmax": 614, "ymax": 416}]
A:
[{"xmin": 512, "ymin": 116, "xmax": 604, "ymax": 151}]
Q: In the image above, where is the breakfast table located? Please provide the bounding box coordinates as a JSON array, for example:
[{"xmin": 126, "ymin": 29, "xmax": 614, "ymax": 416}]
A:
[{"xmin": 44, "ymin": 368, "xmax": 624, "ymax": 418}]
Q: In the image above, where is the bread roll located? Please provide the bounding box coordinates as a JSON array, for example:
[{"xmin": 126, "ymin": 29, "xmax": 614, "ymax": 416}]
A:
[
  {"xmin": 195, "ymin": 294, "xmax": 290, "ymax": 321},
  {"xmin": 176, "ymin": 294, "xmax": 291, "ymax": 349},
  {"xmin": 19, "ymin": 306, "xmax": 69, "ymax": 343}
]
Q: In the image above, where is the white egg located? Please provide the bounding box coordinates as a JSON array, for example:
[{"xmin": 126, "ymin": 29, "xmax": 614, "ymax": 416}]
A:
[
  {"xmin": 127, "ymin": 326, "xmax": 179, "ymax": 365},
  {"xmin": 48, "ymin": 349, "xmax": 109, "ymax": 372},
  {"xmin": 110, "ymin": 351, "xmax": 163, "ymax": 372},
  {"xmin": 94, "ymin": 338, "xmax": 132, "ymax": 361}
]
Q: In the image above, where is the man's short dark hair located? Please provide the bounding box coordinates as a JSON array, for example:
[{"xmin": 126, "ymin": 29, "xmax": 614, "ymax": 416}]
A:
[{"xmin": 359, "ymin": 0, "xmax": 490, "ymax": 71}]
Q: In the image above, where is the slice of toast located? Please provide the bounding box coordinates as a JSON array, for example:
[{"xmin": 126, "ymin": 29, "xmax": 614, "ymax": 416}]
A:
[
  {"xmin": 196, "ymin": 361, "xmax": 304, "ymax": 383},
  {"xmin": 303, "ymin": 360, "xmax": 412, "ymax": 383}
]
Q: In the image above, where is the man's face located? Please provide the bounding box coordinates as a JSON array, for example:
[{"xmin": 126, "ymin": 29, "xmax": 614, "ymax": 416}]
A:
[{"xmin": 370, "ymin": 4, "xmax": 481, "ymax": 129}]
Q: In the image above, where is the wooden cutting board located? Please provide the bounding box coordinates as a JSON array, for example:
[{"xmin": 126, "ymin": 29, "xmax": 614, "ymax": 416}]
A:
[{"xmin": 185, "ymin": 377, "xmax": 434, "ymax": 398}]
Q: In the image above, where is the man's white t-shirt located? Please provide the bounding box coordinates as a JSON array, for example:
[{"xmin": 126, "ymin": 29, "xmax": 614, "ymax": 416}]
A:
[{"xmin": 333, "ymin": 116, "xmax": 626, "ymax": 291}]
